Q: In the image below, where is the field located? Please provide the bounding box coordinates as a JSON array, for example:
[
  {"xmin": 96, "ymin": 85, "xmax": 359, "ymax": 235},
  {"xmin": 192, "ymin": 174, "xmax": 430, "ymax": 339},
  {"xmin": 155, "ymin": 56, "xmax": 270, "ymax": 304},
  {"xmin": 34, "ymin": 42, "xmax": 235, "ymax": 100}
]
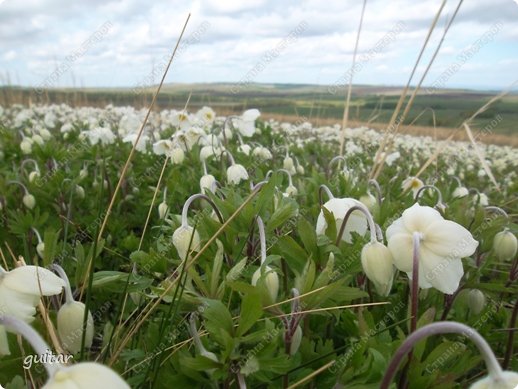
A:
[
  {"xmin": 0, "ymin": 101, "xmax": 517, "ymax": 388},
  {"xmin": 2, "ymin": 83, "xmax": 518, "ymax": 146}
]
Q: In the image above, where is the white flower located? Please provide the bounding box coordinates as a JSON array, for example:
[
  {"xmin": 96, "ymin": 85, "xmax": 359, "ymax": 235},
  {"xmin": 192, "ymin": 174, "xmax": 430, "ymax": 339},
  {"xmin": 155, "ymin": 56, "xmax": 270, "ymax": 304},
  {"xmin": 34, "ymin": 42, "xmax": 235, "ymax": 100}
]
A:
[
  {"xmin": 386, "ymin": 203, "xmax": 478, "ymax": 294},
  {"xmin": 0, "ymin": 266, "xmax": 65, "ymax": 323},
  {"xmin": 196, "ymin": 106, "xmax": 216, "ymax": 126},
  {"xmin": 315, "ymin": 198, "xmax": 368, "ymax": 243},
  {"xmin": 283, "ymin": 156, "xmax": 296, "ymax": 175},
  {"xmin": 57, "ymin": 301, "xmax": 94, "ymax": 354},
  {"xmin": 385, "ymin": 151, "xmax": 400, "ymax": 166},
  {"xmin": 200, "ymin": 145, "xmax": 223, "ymax": 162},
  {"xmin": 227, "ymin": 164, "xmax": 248, "ymax": 185},
  {"xmin": 234, "ymin": 109, "xmax": 260, "ymax": 137},
  {"xmin": 43, "ymin": 362, "xmax": 129, "ymax": 389},
  {"xmin": 20, "ymin": 138, "xmax": 33, "ymax": 154},
  {"xmin": 122, "ymin": 133, "xmax": 148, "ymax": 152},
  {"xmin": 83, "ymin": 127, "xmax": 116, "ymax": 146},
  {"xmin": 153, "ymin": 139, "xmax": 173, "ymax": 156},
  {"xmin": 402, "ymin": 177, "xmax": 424, "ymax": 197},
  {"xmin": 252, "ymin": 146, "xmax": 272, "ymax": 160}
]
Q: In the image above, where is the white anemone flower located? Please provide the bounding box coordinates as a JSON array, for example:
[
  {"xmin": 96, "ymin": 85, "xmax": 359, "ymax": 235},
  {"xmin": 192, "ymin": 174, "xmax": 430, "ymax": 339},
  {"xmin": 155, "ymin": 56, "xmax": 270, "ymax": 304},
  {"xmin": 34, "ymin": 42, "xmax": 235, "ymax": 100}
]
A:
[
  {"xmin": 152, "ymin": 139, "xmax": 173, "ymax": 156},
  {"xmin": 386, "ymin": 203, "xmax": 478, "ymax": 294},
  {"xmin": 122, "ymin": 133, "xmax": 149, "ymax": 152},
  {"xmin": 227, "ymin": 164, "xmax": 249, "ymax": 185},
  {"xmin": 234, "ymin": 109, "xmax": 260, "ymax": 137},
  {"xmin": 0, "ymin": 265, "xmax": 65, "ymax": 355},
  {"xmin": 315, "ymin": 198, "xmax": 368, "ymax": 243},
  {"xmin": 402, "ymin": 177, "xmax": 424, "ymax": 197}
]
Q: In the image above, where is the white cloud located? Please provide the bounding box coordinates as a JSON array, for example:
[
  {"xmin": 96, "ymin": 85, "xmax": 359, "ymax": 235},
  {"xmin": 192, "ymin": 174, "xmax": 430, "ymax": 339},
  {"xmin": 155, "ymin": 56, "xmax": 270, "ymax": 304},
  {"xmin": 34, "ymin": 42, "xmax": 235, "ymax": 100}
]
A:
[{"xmin": 0, "ymin": 0, "xmax": 516, "ymax": 89}]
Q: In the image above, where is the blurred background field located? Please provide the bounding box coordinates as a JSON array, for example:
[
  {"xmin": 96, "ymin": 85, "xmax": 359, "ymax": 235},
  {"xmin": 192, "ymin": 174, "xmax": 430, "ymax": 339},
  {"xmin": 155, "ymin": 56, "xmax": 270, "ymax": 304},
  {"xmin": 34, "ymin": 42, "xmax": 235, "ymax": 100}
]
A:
[{"xmin": 2, "ymin": 83, "xmax": 516, "ymax": 146}]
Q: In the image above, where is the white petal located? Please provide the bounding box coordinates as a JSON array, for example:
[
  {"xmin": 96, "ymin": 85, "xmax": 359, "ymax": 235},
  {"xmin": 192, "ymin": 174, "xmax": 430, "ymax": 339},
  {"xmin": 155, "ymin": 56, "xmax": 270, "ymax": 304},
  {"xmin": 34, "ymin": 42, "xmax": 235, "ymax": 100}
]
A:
[
  {"xmin": 337, "ymin": 212, "xmax": 368, "ymax": 243},
  {"xmin": 0, "ymin": 325, "xmax": 10, "ymax": 355},
  {"xmin": 3, "ymin": 266, "xmax": 65, "ymax": 296},
  {"xmin": 401, "ymin": 203, "xmax": 443, "ymax": 233},
  {"xmin": 44, "ymin": 363, "xmax": 130, "ymax": 389},
  {"xmin": 423, "ymin": 220, "xmax": 478, "ymax": 258},
  {"xmin": 387, "ymin": 233, "xmax": 414, "ymax": 272},
  {"xmin": 0, "ymin": 283, "xmax": 39, "ymax": 322},
  {"xmin": 386, "ymin": 217, "xmax": 406, "ymax": 239},
  {"xmin": 420, "ymin": 246, "xmax": 464, "ymax": 294}
]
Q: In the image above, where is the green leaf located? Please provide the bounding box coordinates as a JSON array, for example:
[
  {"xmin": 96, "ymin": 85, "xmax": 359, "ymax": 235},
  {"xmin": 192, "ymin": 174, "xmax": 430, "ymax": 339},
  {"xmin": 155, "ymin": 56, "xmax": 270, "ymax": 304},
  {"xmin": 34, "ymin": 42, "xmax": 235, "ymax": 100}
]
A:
[
  {"xmin": 298, "ymin": 216, "xmax": 318, "ymax": 258},
  {"xmin": 266, "ymin": 199, "xmax": 298, "ymax": 232},
  {"xmin": 237, "ymin": 292, "xmax": 263, "ymax": 337},
  {"xmin": 42, "ymin": 228, "xmax": 59, "ymax": 266},
  {"xmin": 201, "ymin": 298, "xmax": 234, "ymax": 337}
]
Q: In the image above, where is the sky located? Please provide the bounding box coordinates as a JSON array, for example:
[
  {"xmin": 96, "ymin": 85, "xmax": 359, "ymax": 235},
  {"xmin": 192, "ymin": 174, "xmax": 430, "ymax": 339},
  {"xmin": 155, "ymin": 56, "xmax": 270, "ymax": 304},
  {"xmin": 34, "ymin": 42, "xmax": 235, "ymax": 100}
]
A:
[{"xmin": 1, "ymin": 0, "xmax": 517, "ymax": 91}]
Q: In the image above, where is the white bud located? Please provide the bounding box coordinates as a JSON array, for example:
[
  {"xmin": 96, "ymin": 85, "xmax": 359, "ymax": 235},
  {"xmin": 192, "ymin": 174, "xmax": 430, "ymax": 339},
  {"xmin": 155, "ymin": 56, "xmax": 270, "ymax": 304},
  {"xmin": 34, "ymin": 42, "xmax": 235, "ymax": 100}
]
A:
[
  {"xmin": 289, "ymin": 326, "xmax": 303, "ymax": 355},
  {"xmin": 29, "ymin": 171, "xmax": 40, "ymax": 183},
  {"xmin": 200, "ymin": 174, "xmax": 216, "ymax": 194},
  {"xmin": 252, "ymin": 146, "xmax": 272, "ymax": 160},
  {"xmin": 75, "ymin": 185, "xmax": 85, "ymax": 199},
  {"xmin": 470, "ymin": 371, "xmax": 518, "ymax": 389},
  {"xmin": 283, "ymin": 157, "xmax": 295, "ymax": 174},
  {"xmin": 237, "ymin": 144, "xmax": 251, "ymax": 156},
  {"xmin": 172, "ymin": 225, "xmax": 201, "ymax": 259},
  {"xmin": 296, "ymin": 164, "xmax": 305, "ymax": 175},
  {"xmin": 361, "ymin": 241, "xmax": 394, "ymax": 296},
  {"xmin": 359, "ymin": 193, "xmax": 379, "ymax": 216},
  {"xmin": 37, "ymin": 242, "xmax": 45, "ymax": 258},
  {"xmin": 452, "ymin": 186, "xmax": 469, "ymax": 198},
  {"xmin": 467, "ymin": 289, "xmax": 486, "ymax": 315},
  {"xmin": 79, "ymin": 167, "xmax": 88, "ymax": 180},
  {"xmin": 251, "ymin": 265, "xmax": 279, "ymax": 302},
  {"xmin": 158, "ymin": 202, "xmax": 169, "ymax": 219},
  {"xmin": 170, "ymin": 147, "xmax": 185, "ymax": 164},
  {"xmin": 493, "ymin": 230, "xmax": 517, "ymax": 261},
  {"xmin": 32, "ymin": 134, "xmax": 44, "ymax": 146},
  {"xmin": 227, "ymin": 164, "xmax": 248, "ymax": 185},
  {"xmin": 284, "ymin": 185, "xmax": 298, "ymax": 197},
  {"xmin": 20, "ymin": 138, "xmax": 33, "ymax": 154},
  {"xmin": 57, "ymin": 301, "xmax": 94, "ymax": 354},
  {"xmin": 23, "ymin": 194, "xmax": 36, "ymax": 209}
]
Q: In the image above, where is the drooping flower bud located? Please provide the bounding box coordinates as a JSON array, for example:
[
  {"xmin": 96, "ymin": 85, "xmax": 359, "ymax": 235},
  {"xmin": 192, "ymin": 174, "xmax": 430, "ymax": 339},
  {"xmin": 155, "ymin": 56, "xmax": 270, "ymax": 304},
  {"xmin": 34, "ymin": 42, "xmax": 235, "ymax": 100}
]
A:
[
  {"xmin": 20, "ymin": 138, "xmax": 33, "ymax": 154},
  {"xmin": 29, "ymin": 171, "xmax": 40, "ymax": 183},
  {"xmin": 452, "ymin": 186, "xmax": 469, "ymax": 199},
  {"xmin": 359, "ymin": 193, "xmax": 379, "ymax": 216},
  {"xmin": 37, "ymin": 242, "xmax": 45, "ymax": 259},
  {"xmin": 284, "ymin": 185, "xmax": 298, "ymax": 197},
  {"xmin": 251, "ymin": 265, "xmax": 279, "ymax": 303},
  {"xmin": 172, "ymin": 225, "xmax": 201, "ymax": 259},
  {"xmin": 226, "ymin": 164, "xmax": 248, "ymax": 185},
  {"xmin": 467, "ymin": 289, "xmax": 486, "ymax": 315},
  {"xmin": 237, "ymin": 144, "xmax": 251, "ymax": 156},
  {"xmin": 200, "ymin": 174, "xmax": 216, "ymax": 194},
  {"xmin": 158, "ymin": 202, "xmax": 169, "ymax": 220},
  {"xmin": 289, "ymin": 326, "xmax": 303, "ymax": 355},
  {"xmin": 79, "ymin": 167, "xmax": 88, "ymax": 180},
  {"xmin": 23, "ymin": 193, "xmax": 36, "ymax": 209},
  {"xmin": 283, "ymin": 156, "xmax": 295, "ymax": 175},
  {"xmin": 361, "ymin": 241, "xmax": 395, "ymax": 296},
  {"xmin": 493, "ymin": 229, "xmax": 517, "ymax": 261},
  {"xmin": 57, "ymin": 301, "xmax": 94, "ymax": 354},
  {"xmin": 171, "ymin": 147, "xmax": 185, "ymax": 164},
  {"xmin": 75, "ymin": 185, "xmax": 85, "ymax": 199}
]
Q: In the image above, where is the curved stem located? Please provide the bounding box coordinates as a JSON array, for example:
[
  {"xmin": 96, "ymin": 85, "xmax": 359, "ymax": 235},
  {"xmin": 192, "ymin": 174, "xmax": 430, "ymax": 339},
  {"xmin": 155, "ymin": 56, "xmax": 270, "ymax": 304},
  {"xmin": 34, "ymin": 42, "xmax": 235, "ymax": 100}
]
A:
[
  {"xmin": 181, "ymin": 193, "xmax": 225, "ymax": 227},
  {"xmin": 0, "ymin": 315, "xmax": 60, "ymax": 376},
  {"xmin": 7, "ymin": 180, "xmax": 29, "ymax": 195},
  {"xmin": 318, "ymin": 185, "xmax": 334, "ymax": 207},
  {"xmin": 220, "ymin": 149, "xmax": 235, "ymax": 166},
  {"xmin": 50, "ymin": 264, "xmax": 74, "ymax": 304},
  {"xmin": 415, "ymin": 184, "xmax": 443, "ymax": 206},
  {"xmin": 21, "ymin": 158, "xmax": 40, "ymax": 173},
  {"xmin": 202, "ymin": 160, "xmax": 208, "ymax": 176},
  {"xmin": 484, "ymin": 206, "xmax": 509, "ymax": 221},
  {"xmin": 329, "ymin": 156, "xmax": 346, "ymax": 170},
  {"xmin": 503, "ymin": 298, "xmax": 518, "ymax": 369},
  {"xmin": 256, "ymin": 216, "xmax": 266, "ymax": 265},
  {"xmin": 335, "ymin": 202, "xmax": 377, "ymax": 245},
  {"xmin": 368, "ymin": 179, "xmax": 382, "ymax": 206},
  {"xmin": 163, "ymin": 187, "xmax": 168, "ymax": 203},
  {"xmin": 380, "ymin": 322, "xmax": 505, "ymax": 389},
  {"xmin": 31, "ymin": 227, "xmax": 43, "ymax": 244},
  {"xmin": 189, "ymin": 313, "xmax": 207, "ymax": 354},
  {"xmin": 451, "ymin": 176, "xmax": 462, "ymax": 187}
]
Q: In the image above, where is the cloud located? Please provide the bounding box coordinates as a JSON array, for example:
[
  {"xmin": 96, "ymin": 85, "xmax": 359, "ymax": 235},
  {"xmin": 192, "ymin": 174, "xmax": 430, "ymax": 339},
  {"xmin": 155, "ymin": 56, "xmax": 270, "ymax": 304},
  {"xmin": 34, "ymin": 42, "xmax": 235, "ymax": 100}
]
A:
[{"xmin": 0, "ymin": 0, "xmax": 516, "ymax": 90}]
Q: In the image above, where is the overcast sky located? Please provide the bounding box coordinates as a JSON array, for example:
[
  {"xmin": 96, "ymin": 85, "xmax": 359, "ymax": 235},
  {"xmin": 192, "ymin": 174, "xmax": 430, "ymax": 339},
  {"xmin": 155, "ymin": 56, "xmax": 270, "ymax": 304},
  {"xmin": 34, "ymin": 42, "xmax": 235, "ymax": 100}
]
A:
[{"xmin": 1, "ymin": 0, "xmax": 517, "ymax": 91}]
